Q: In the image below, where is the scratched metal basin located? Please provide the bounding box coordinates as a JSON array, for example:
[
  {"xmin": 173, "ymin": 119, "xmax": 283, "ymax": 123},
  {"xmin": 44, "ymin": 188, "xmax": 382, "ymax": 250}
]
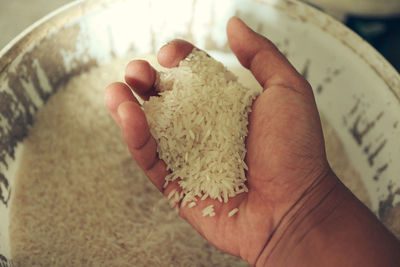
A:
[{"xmin": 0, "ymin": 0, "xmax": 400, "ymax": 264}]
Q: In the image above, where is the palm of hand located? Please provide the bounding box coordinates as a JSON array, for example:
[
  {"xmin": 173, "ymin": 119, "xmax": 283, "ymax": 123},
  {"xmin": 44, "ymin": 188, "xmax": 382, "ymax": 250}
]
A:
[
  {"xmin": 183, "ymin": 85, "xmax": 328, "ymax": 262},
  {"xmin": 105, "ymin": 17, "xmax": 329, "ymax": 265}
]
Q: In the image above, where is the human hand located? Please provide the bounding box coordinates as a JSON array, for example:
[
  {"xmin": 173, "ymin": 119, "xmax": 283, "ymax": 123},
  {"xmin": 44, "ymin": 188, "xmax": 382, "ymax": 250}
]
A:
[{"xmin": 105, "ymin": 17, "xmax": 340, "ymax": 265}]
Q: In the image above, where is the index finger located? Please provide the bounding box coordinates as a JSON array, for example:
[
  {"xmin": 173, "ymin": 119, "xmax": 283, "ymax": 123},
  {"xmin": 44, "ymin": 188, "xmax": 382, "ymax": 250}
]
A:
[
  {"xmin": 157, "ymin": 39, "xmax": 196, "ymax": 68},
  {"xmin": 124, "ymin": 40, "xmax": 196, "ymax": 101}
]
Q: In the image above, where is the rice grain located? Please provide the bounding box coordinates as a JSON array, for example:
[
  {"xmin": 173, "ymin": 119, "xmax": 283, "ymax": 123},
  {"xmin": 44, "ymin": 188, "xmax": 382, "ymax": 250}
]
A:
[{"xmin": 228, "ymin": 208, "xmax": 239, "ymax": 217}]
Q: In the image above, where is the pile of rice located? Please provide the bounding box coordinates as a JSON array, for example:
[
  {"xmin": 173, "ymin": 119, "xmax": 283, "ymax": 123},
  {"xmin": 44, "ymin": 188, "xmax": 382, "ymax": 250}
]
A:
[
  {"xmin": 9, "ymin": 56, "xmax": 248, "ymax": 266},
  {"xmin": 143, "ymin": 50, "xmax": 261, "ymax": 207}
]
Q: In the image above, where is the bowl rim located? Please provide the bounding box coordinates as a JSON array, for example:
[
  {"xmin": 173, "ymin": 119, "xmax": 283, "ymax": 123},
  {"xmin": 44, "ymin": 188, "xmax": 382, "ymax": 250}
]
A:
[
  {"xmin": 262, "ymin": 0, "xmax": 400, "ymax": 102},
  {"xmin": 0, "ymin": 0, "xmax": 116, "ymax": 73},
  {"xmin": 0, "ymin": 0, "xmax": 399, "ymax": 103}
]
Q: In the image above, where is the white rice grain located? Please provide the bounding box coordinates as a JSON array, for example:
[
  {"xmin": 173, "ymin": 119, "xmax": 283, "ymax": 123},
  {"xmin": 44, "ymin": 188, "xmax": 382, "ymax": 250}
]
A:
[
  {"xmin": 202, "ymin": 205, "xmax": 215, "ymax": 217},
  {"xmin": 167, "ymin": 189, "xmax": 177, "ymax": 200},
  {"xmin": 228, "ymin": 208, "xmax": 239, "ymax": 217}
]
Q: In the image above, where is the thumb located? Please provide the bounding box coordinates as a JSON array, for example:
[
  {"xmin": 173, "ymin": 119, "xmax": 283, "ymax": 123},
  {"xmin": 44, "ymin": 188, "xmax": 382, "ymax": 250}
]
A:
[{"xmin": 227, "ymin": 17, "xmax": 311, "ymax": 95}]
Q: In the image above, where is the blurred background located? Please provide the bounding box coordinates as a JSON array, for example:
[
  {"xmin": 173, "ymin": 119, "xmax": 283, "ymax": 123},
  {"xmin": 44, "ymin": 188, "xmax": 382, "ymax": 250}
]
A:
[
  {"xmin": 303, "ymin": 0, "xmax": 400, "ymax": 72},
  {"xmin": 0, "ymin": 0, "xmax": 399, "ymax": 71}
]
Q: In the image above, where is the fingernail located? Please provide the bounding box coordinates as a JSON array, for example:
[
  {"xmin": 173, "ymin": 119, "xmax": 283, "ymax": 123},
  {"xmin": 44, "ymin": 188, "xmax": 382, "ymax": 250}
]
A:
[{"xmin": 163, "ymin": 38, "xmax": 182, "ymax": 48}]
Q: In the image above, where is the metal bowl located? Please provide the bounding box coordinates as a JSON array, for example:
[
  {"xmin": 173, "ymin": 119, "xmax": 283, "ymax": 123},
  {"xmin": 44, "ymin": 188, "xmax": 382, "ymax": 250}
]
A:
[{"xmin": 1, "ymin": 0, "xmax": 399, "ymax": 263}]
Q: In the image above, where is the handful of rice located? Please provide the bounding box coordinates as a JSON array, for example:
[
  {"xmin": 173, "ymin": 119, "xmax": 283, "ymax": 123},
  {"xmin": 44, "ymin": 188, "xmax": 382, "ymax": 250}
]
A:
[{"xmin": 143, "ymin": 49, "xmax": 261, "ymax": 207}]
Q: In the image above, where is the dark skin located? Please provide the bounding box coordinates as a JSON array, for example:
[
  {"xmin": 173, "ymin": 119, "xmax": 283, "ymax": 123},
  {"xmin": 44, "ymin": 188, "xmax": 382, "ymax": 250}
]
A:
[{"xmin": 105, "ymin": 17, "xmax": 400, "ymax": 266}]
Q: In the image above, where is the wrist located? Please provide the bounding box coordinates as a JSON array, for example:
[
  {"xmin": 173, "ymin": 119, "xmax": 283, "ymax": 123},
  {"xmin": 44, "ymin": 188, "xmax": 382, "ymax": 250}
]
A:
[
  {"xmin": 254, "ymin": 171, "xmax": 400, "ymax": 267},
  {"xmin": 254, "ymin": 170, "xmax": 345, "ymax": 266}
]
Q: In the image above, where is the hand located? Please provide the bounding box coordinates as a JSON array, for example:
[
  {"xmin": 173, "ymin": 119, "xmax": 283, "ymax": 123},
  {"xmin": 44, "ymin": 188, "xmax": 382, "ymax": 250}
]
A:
[
  {"xmin": 105, "ymin": 17, "xmax": 333, "ymax": 264},
  {"xmin": 105, "ymin": 17, "xmax": 400, "ymax": 266}
]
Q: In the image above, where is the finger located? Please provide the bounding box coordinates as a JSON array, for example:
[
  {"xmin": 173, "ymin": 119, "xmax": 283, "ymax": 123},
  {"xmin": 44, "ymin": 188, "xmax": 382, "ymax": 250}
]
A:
[
  {"xmin": 105, "ymin": 82, "xmax": 138, "ymax": 127},
  {"xmin": 157, "ymin": 39, "xmax": 195, "ymax": 68},
  {"xmin": 125, "ymin": 60, "xmax": 157, "ymax": 101},
  {"xmin": 227, "ymin": 17, "xmax": 311, "ymax": 94},
  {"xmin": 117, "ymin": 101, "xmax": 168, "ymax": 191}
]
